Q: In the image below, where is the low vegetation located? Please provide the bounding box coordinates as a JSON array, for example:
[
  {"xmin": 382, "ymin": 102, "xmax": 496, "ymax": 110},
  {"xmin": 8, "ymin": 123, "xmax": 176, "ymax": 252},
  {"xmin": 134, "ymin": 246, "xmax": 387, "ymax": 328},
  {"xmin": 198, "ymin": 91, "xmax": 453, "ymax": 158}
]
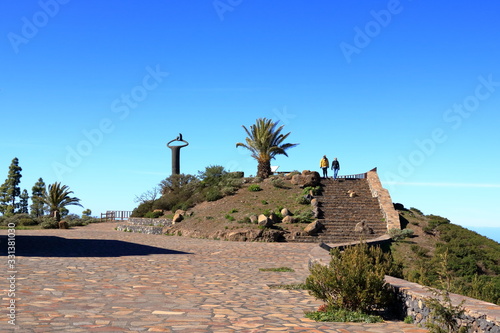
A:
[
  {"xmin": 391, "ymin": 205, "xmax": 500, "ymax": 305},
  {"xmin": 306, "ymin": 242, "xmax": 401, "ymax": 320},
  {"xmin": 0, "ymin": 213, "xmax": 100, "ymax": 229}
]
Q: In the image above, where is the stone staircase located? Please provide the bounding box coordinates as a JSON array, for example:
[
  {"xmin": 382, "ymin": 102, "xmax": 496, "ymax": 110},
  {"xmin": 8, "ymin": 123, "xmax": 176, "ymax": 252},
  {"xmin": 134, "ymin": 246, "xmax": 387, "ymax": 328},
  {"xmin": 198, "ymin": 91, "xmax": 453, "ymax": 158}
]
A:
[{"xmin": 293, "ymin": 178, "xmax": 388, "ymax": 243}]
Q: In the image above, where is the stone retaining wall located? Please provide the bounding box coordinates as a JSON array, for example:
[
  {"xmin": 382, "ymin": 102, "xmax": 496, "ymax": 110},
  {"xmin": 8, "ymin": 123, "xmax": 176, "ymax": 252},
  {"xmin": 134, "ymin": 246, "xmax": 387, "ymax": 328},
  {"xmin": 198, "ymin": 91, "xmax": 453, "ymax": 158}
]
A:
[
  {"xmin": 116, "ymin": 217, "xmax": 173, "ymax": 235},
  {"xmin": 310, "ymin": 245, "xmax": 500, "ymax": 332},
  {"xmin": 366, "ymin": 168, "xmax": 401, "ymax": 231},
  {"xmin": 127, "ymin": 217, "xmax": 172, "ymax": 226},
  {"xmin": 386, "ymin": 276, "xmax": 500, "ymax": 332}
]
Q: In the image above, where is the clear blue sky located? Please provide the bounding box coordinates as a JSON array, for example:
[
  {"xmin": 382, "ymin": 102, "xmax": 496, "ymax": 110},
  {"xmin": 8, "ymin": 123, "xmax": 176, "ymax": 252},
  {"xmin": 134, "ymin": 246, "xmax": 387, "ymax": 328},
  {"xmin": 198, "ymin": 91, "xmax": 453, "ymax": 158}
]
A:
[{"xmin": 1, "ymin": 1, "xmax": 499, "ymax": 241}]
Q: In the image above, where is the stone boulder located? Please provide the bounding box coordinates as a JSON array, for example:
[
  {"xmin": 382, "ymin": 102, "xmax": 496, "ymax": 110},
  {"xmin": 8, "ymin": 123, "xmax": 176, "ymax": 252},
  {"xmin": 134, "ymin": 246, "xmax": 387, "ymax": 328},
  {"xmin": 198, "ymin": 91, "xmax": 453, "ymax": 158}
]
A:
[
  {"xmin": 172, "ymin": 213, "xmax": 184, "ymax": 223},
  {"xmin": 304, "ymin": 220, "xmax": 324, "ymax": 235},
  {"xmin": 268, "ymin": 212, "xmax": 280, "ymax": 224},
  {"xmin": 312, "ymin": 207, "xmax": 321, "ymax": 218},
  {"xmin": 354, "ymin": 221, "xmax": 374, "ymax": 234},
  {"xmin": 280, "ymin": 208, "xmax": 291, "ymax": 217},
  {"xmin": 58, "ymin": 221, "xmax": 69, "ymax": 229},
  {"xmin": 258, "ymin": 214, "xmax": 273, "ymax": 228},
  {"xmin": 249, "ymin": 215, "xmax": 258, "ymax": 224},
  {"xmin": 290, "ymin": 170, "xmax": 321, "ymax": 187},
  {"xmin": 282, "ymin": 215, "xmax": 296, "ymax": 224},
  {"xmin": 347, "ymin": 190, "xmax": 358, "ymax": 198},
  {"xmin": 311, "ymin": 198, "xmax": 319, "ymax": 207}
]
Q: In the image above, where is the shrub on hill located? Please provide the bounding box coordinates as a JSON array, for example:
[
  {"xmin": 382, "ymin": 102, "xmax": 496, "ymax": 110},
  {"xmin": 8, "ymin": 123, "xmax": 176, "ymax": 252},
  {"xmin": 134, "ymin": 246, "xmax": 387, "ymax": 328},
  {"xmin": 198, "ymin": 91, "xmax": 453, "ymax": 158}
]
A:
[
  {"xmin": 306, "ymin": 242, "xmax": 401, "ymax": 314},
  {"xmin": 392, "ymin": 207, "xmax": 500, "ymax": 305},
  {"xmin": 132, "ymin": 165, "xmax": 245, "ymax": 217}
]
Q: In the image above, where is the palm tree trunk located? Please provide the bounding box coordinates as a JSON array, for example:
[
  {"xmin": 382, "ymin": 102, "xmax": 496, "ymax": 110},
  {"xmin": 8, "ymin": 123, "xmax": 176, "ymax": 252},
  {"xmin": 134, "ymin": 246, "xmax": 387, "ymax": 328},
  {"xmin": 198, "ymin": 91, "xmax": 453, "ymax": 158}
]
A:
[{"xmin": 257, "ymin": 160, "xmax": 272, "ymax": 178}]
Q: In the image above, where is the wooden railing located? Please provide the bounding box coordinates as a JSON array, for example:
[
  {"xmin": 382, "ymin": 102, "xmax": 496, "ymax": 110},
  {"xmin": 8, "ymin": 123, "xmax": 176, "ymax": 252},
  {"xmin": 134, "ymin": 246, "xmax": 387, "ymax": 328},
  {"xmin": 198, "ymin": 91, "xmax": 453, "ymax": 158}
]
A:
[{"xmin": 100, "ymin": 210, "xmax": 132, "ymax": 222}]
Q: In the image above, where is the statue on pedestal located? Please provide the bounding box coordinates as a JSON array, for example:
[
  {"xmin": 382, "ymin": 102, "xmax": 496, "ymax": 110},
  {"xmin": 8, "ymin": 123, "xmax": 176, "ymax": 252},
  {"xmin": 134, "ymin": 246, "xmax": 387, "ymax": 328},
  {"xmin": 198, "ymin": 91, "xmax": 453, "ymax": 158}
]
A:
[{"xmin": 167, "ymin": 133, "xmax": 189, "ymax": 175}]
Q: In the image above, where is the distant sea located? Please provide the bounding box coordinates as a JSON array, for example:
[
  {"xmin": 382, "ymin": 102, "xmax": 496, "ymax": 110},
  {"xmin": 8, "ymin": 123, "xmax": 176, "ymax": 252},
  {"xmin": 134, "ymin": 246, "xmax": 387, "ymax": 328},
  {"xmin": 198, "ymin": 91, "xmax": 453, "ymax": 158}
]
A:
[{"xmin": 465, "ymin": 227, "xmax": 500, "ymax": 244}]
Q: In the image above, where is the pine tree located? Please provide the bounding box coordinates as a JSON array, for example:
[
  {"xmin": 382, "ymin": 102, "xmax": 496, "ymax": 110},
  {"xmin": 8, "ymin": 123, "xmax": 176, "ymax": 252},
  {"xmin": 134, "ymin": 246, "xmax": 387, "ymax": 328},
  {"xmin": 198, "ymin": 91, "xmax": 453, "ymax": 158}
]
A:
[
  {"xmin": 1, "ymin": 158, "xmax": 22, "ymax": 215},
  {"xmin": 30, "ymin": 177, "xmax": 46, "ymax": 217},
  {"xmin": 0, "ymin": 183, "xmax": 8, "ymax": 215},
  {"xmin": 19, "ymin": 189, "xmax": 29, "ymax": 214}
]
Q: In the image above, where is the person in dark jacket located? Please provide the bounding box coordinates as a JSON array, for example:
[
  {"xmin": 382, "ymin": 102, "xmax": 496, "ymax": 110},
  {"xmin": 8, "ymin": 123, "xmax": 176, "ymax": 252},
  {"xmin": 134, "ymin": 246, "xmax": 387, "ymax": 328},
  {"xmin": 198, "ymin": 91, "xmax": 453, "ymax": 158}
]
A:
[{"xmin": 331, "ymin": 158, "xmax": 340, "ymax": 179}]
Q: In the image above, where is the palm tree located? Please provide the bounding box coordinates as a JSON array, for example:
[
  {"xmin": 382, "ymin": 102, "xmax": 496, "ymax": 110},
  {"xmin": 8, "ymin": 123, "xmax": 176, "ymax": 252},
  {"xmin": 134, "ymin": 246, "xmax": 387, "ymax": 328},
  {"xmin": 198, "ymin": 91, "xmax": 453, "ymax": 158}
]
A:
[
  {"xmin": 236, "ymin": 118, "xmax": 298, "ymax": 178},
  {"xmin": 42, "ymin": 182, "xmax": 83, "ymax": 222}
]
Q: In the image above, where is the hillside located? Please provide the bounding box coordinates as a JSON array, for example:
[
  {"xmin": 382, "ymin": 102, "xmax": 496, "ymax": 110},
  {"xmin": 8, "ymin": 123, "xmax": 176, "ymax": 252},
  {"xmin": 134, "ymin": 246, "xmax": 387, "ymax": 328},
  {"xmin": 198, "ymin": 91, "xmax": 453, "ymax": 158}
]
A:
[
  {"xmin": 162, "ymin": 176, "xmax": 316, "ymax": 241},
  {"xmin": 390, "ymin": 205, "xmax": 500, "ymax": 305},
  {"xmin": 156, "ymin": 175, "xmax": 500, "ymax": 305}
]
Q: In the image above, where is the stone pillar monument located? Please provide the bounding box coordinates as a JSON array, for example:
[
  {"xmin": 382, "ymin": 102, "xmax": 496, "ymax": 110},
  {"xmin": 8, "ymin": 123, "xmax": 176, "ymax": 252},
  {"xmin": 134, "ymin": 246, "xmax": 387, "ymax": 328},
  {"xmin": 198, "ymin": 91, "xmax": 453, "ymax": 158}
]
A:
[{"xmin": 167, "ymin": 133, "xmax": 189, "ymax": 175}]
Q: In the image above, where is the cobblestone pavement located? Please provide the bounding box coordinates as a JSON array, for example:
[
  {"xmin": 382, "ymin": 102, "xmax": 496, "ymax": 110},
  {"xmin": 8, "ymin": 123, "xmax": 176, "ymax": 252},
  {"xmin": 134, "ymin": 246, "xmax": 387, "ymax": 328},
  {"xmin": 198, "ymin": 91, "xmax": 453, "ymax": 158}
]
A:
[{"xmin": 0, "ymin": 223, "xmax": 428, "ymax": 332}]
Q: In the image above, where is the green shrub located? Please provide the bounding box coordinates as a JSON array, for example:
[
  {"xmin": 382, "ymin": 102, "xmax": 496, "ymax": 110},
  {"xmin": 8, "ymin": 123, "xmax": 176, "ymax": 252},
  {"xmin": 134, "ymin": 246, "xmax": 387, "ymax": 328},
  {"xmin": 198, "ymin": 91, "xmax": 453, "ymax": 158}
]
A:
[
  {"xmin": 224, "ymin": 214, "xmax": 235, "ymax": 221},
  {"xmin": 259, "ymin": 267, "xmax": 294, "ymax": 272},
  {"xmin": 237, "ymin": 216, "xmax": 252, "ymax": 224},
  {"xmin": 144, "ymin": 211, "xmax": 163, "ymax": 218},
  {"xmin": 424, "ymin": 251, "xmax": 469, "ymax": 333},
  {"xmin": 205, "ymin": 188, "xmax": 223, "ymax": 201},
  {"xmin": 296, "ymin": 195, "xmax": 311, "ymax": 205},
  {"xmin": 40, "ymin": 216, "xmax": 58, "ymax": 229},
  {"xmin": 271, "ymin": 177, "xmax": 287, "ymax": 189},
  {"xmin": 2, "ymin": 214, "xmax": 38, "ymax": 227},
  {"xmin": 389, "ymin": 228, "xmax": 414, "ymax": 241},
  {"xmin": 305, "ymin": 307, "xmax": 383, "ymax": 323},
  {"xmin": 303, "ymin": 186, "xmax": 322, "ymax": 196},
  {"xmin": 248, "ymin": 184, "xmax": 262, "ymax": 192},
  {"xmin": 306, "ymin": 242, "xmax": 396, "ymax": 313},
  {"xmin": 294, "ymin": 210, "xmax": 314, "ymax": 223}
]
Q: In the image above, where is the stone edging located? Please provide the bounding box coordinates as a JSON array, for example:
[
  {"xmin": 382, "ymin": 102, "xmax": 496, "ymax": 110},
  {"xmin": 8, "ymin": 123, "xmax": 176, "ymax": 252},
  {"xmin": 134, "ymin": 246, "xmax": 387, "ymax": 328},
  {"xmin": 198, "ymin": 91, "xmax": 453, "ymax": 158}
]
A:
[
  {"xmin": 309, "ymin": 243, "xmax": 500, "ymax": 332},
  {"xmin": 116, "ymin": 217, "xmax": 173, "ymax": 235},
  {"xmin": 387, "ymin": 276, "xmax": 500, "ymax": 333},
  {"xmin": 366, "ymin": 168, "xmax": 401, "ymax": 231}
]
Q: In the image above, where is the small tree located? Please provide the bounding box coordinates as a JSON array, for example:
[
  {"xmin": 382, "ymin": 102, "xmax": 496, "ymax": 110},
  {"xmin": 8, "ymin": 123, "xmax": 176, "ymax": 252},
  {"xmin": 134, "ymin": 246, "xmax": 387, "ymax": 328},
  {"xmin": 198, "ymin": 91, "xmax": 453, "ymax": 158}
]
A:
[
  {"xmin": 424, "ymin": 251, "xmax": 468, "ymax": 333},
  {"xmin": 19, "ymin": 189, "xmax": 29, "ymax": 214},
  {"xmin": 1, "ymin": 157, "xmax": 23, "ymax": 215},
  {"xmin": 30, "ymin": 177, "xmax": 46, "ymax": 217},
  {"xmin": 82, "ymin": 209, "xmax": 92, "ymax": 217},
  {"xmin": 0, "ymin": 183, "xmax": 8, "ymax": 215}
]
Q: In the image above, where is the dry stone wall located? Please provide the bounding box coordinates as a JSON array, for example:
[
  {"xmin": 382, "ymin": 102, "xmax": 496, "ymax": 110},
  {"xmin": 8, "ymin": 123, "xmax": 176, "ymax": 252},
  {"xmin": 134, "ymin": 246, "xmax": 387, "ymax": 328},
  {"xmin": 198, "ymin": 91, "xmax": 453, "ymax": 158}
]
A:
[{"xmin": 116, "ymin": 217, "xmax": 173, "ymax": 235}]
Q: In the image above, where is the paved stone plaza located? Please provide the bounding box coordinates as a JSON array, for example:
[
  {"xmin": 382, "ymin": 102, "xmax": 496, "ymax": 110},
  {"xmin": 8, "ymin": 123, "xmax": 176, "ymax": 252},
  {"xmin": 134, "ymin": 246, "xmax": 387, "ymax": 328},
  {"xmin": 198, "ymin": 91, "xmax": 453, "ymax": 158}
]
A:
[{"xmin": 1, "ymin": 223, "xmax": 428, "ymax": 332}]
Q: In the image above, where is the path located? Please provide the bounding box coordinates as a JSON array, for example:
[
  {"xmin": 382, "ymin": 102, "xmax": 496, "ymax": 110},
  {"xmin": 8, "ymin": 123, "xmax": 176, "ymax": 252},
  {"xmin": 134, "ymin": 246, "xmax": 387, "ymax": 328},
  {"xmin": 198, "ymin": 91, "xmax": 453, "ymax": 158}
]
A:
[{"xmin": 0, "ymin": 223, "xmax": 428, "ymax": 332}]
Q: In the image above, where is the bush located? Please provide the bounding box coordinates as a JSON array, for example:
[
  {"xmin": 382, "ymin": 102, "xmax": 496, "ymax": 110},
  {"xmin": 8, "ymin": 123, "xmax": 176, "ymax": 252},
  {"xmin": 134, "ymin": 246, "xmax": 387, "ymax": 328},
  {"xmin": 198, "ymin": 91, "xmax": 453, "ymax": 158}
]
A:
[
  {"xmin": 305, "ymin": 307, "xmax": 383, "ymax": 323},
  {"xmin": 294, "ymin": 210, "xmax": 314, "ymax": 223},
  {"xmin": 205, "ymin": 188, "xmax": 223, "ymax": 201},
  {"xmin": 144, "ymin": 211, "xmax": 163, "ymax": 218},
  {"xmin": 305, "ymin": 242, "xmax": 396, "ymax": 313},
  {"xmin": 389, "ymin": 228, "xmax": 414, "ymax": 241},
  {"xmin": 39, "ymin": 216, "xmax": 58, "ymax": 229},
  {"xmin": 296, "ymin": 195, "xmax": 311, "ymax": 205},
  {"xmin": 248, "ymin": 184, "xmax": 261, "ymax": 192},
  {"xmin": 271, "ymin": 177, "xmax": 287, "ymax": 189},
  {"xmin": 303, "ymin": 186, "xmax": 322, "ymax": 196}
]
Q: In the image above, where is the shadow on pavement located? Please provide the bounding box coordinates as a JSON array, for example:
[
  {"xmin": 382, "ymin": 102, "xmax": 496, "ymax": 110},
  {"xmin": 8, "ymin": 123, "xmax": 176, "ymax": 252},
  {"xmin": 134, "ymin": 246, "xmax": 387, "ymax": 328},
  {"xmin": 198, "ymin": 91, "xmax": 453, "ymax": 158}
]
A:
[{"xmin": 0, "ymin": 235, "xmax": 191, "ymax": 257}]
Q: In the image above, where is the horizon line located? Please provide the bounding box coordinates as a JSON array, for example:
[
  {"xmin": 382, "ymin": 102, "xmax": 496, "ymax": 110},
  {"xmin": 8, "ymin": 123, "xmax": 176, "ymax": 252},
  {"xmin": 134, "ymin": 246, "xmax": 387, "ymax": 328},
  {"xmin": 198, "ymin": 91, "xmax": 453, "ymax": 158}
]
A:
[{"xmin": 383, "ymin": 181, "xmax": 500, "ymax": 188}]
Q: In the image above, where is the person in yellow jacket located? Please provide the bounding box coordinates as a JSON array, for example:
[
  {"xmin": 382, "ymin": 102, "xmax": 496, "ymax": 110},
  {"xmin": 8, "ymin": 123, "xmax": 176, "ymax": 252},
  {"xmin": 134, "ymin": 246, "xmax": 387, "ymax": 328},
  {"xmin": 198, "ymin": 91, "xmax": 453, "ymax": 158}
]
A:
[{"xmin": 320, "ymin": 155, "xmax": 329, "ymax": 179}]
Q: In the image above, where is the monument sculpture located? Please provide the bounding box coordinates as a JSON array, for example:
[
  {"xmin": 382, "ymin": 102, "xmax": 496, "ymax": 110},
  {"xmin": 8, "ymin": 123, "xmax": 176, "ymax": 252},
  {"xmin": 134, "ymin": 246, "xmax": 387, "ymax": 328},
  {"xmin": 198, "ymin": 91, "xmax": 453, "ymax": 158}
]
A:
[{"xmin": 167, "ymin": 133, "xmax": 189, "ymax": 175}]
